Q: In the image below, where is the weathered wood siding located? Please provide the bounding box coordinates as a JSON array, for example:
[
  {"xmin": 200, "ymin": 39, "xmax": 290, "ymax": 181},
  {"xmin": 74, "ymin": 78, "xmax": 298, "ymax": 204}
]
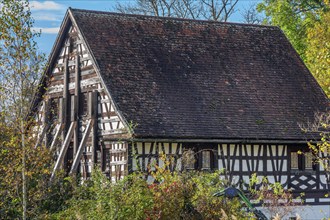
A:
[{"xmin": 34, "ymin": 24, "xmax": 128, "ymax": 179}]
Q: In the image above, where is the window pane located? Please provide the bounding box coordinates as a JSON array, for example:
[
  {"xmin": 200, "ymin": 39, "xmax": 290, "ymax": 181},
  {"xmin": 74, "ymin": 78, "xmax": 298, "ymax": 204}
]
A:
[
  {"xmin": 291, "ymin": 152, "xmax": 298, "ymax": 169},
  {"xmin": 305, "ymin": 152, "xmax": 313, "ymax": 170},
  {"xmin": 183, "ymin": 149, "xmax": 195, "ymax": 169},
  {"xmin": 202, "ymin": 151, "xmax": 211, "ymax": 169}
]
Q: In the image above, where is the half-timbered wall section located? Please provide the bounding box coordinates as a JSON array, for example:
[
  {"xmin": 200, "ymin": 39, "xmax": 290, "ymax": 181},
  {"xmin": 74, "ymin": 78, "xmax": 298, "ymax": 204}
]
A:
[
  {"xmin": 130, "ymin": 142, "xmax": 183, "ymax": 181},
  {"xmin": 218, "ymin": 144, "xmax": 288, "ymax": 189},
  {"xmin": 129, "ymin": 141, "xmax": 330, "ymax": 205},
  {"xmin": 33, "ymin": 23, "xmax": 128, "ymax": 180},
  {"xmin": 217, "ymin": 143, "xmax": 329, "ymax": 205}
]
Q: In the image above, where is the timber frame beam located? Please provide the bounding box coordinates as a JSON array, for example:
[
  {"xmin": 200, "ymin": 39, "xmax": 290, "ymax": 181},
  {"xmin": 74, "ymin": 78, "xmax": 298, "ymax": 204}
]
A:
[
  {"xmin": 70, "ymin": 119, "xmax": 94, "ymax": 174},
  {"xmin": 50, "ymin": 121, "xmax": 76, "ymax": 181},
  {"xmin": 49, "ymin": 123, "xmax": 63, "ymax": 151}
]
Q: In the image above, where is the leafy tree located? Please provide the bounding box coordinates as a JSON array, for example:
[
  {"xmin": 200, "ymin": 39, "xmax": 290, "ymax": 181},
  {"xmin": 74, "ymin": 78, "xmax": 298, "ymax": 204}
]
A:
[
  {"xmin": 257, "ymin": 0, "xmax": 330, "ymax": 97},
  {"xmin": 0, "ymin": 120, "xmax": 70, "ymax": 218},
  {"xmin": 258, "ymin": 0, "xmax": 309, "ymax": 60},
  {"xmin": 305, "ymin": 1, "xmax": 330, "ymax": 96},
  {"xmin": 0, "ymin": 0, "xmax": 66, "ymax": 218},
  {"xmin": 0, "ymin": 0, "xmax": 43, "ymax": 122}
]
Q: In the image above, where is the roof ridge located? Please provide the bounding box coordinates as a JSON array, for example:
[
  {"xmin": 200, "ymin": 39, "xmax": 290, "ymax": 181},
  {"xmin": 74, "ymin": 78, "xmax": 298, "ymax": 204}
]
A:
[{"xmin": 69, "ymin": 7, "xmax": 278, "ymax": 29}]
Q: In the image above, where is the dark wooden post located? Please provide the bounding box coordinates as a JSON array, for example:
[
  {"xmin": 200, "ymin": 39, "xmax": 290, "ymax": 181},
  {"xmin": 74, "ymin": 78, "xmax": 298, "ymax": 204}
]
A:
[
  {"xmin": 90, "ymin": 91, "xmax": 98, "ymax": 167},
  {"xmin": 127, "ymin": 142, "xmax": 132, "ymax": 174},
  {"xmin": 62, "ymin": 58, "xmax": 69, "ymax": 169},
  {"xmin": 73, "ymin": 54, "xmax": 80, "ymax": 158},
  {"xmin": 62, "ymin": 58, "xmax": 69, "ymax": 139},
  {"xmin": 263, "ymin": 144, "xmax": 267, "ymax": 177}
]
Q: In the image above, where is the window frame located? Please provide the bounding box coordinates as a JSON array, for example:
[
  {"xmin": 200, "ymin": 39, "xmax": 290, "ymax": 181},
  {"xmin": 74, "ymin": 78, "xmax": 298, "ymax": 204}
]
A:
[
  {"xmin": 290, "ymin": 147, "xmax": 317, "ymax": 172},
  {"xmin": 183, "ymin": 144, "xmax": 217, "ymax": 171}
]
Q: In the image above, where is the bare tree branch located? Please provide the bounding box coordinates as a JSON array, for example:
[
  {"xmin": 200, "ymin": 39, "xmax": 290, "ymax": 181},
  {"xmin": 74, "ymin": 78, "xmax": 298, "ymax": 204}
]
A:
[
  {"xmin": 114, "ymin": 0, "xmax": 241, "ymax": 21},
  {"xmin": 241, "ymin": 3, "xmax": 262, "ymax": 24}
]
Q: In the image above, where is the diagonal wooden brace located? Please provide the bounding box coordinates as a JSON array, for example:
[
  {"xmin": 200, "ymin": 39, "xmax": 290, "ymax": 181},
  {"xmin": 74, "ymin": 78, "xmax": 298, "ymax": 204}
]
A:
[
  {"xmin": 34, "ymin": 124, "xmax": 48, "ymax": 149},
  {"xmin": 69, "ymin": 119, "xmax": 94, "ymax": 174},
  {"xmin": 49, "ymin": 123, "xmax": 63, "ymax": 151},
  {"xmin": 50, "ymin": 121, "xmax": 76, "ymax": 181}
]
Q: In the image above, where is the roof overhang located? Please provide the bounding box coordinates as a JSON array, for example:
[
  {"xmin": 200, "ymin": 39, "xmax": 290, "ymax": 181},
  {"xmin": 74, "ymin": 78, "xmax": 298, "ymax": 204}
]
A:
[{"xmin": 101, "ymin": 137, "xmax": 316, "ymax": 144}]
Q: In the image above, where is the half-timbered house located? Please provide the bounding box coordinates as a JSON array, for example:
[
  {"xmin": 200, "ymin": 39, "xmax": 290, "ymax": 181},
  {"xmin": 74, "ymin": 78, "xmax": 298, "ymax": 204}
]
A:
[{"xmin": 30, "ymin": 8, "xmax": 329, "ymax": 213}]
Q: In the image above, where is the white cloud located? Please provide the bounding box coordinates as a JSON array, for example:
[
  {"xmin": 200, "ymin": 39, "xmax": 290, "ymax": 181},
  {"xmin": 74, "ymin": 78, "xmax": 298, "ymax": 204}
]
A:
[
  {"xmin": 30, "ymin": 1, "xmax": 65, "ymax": 11},
  {"xmin": 33, "ymin": 27, "xmax": 60, "ymax": 34},
  {"xmin": 33, "ymin": 12, "xmax": 62, "ymax": 21}
]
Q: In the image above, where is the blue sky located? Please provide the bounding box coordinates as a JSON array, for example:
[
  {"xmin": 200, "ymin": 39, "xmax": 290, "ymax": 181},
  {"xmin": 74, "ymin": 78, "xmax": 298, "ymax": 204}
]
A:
[{"xmin": 31, "ymin": 0, "xmax": 261, "ymax": 56}]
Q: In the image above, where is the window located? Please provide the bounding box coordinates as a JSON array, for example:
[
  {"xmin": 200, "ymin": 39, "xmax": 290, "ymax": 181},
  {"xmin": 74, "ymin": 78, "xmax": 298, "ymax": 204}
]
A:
[
  {"xmin": 290, "ymin": 151, "xmax": 316, "ymax": 171},
  {"xmin": 201, "ymin": 150, "xmax": 211, "ymax": 170},
  {"xmin": 290, "ymin": 152, "xmax": 301, "ymax": 170},
  {"xmin": 182, "ymin": 146, "xmax": 215, "ymax": 170},
  {"xmin": 183, "ymin": 149, "xmax": 196, "ymax": 170},
  {"xmin": 305, "ymin": 152, "xmax": 314, "ymax": 170}
]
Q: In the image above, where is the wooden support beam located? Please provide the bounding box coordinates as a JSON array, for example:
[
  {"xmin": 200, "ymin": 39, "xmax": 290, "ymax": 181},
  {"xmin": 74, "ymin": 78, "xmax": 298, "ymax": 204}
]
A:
[
  {"xmin": 49, "ymin": 123, "xmax": 63, "ymax": 151},
  {"xmin": 73, "ymin": 97, "xmax": 79, "ymax": 157},
  {"xmin": 34, "ymin": 125, "xmax": 47, "ymax": 149},
  {"xmin": 73, "ymin": 55, "xmax": 80, "ymax": 157},
  {"xmin": 50, "ymin": 121, "xmax": 76, "ymax": 181},
  {"xmin": 43, "ymin": 100, "xmax": 51, "ymax": 147},
  {"xmin": 69, "ymin": 119, "xmax": 94, "ymax": 174},
  {"xmin": 88, "ymin": 92, "xmax": 92, "ymax": 118},
  {"xmin": 75, "ymin": 55, "xmax": 81, "ymax": 95},
  {"xmin": 101, "ymin": 141, "xmax": 105, "ymax": 172},
  {"xmin": 34, "ymin": 100, "xmax": 50, "ymax": 148},
  {"xmin": 91, "ymin": 91, "xmax": 98, "ymax": 165},
  {"xmin": 58, "ymin": 98, "xmax": 64, "ymax": 124},
  {"xmin": 61, "ymin": 59, "xmax": 69, "ymax": 133},
  {"xmin": 62, "ymin": 58, "xmax": 70, "ymax": 169},
  {"xmin": 63, "ymin": 58, "xmax": 69, "ymax": 105}
]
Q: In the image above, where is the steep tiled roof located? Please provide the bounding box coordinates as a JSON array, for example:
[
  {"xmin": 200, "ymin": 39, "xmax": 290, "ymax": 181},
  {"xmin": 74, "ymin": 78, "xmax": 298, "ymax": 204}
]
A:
[{"xmin": 71, "ymin": 9, "xmax": 329, "ymax": 140}]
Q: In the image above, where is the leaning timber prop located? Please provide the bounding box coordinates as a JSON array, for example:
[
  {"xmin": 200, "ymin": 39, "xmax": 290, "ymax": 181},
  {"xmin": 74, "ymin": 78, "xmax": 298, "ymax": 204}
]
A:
[{"xmin": 50, "ymin": 121, "xmax": 76, "ymax": 181}]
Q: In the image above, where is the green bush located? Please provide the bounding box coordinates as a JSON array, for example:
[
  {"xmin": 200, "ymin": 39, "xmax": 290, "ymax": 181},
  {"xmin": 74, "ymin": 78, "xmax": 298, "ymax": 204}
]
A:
[{"xmin": 50, "ymin": 157, "xmax": 254, "ymax": 219}]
